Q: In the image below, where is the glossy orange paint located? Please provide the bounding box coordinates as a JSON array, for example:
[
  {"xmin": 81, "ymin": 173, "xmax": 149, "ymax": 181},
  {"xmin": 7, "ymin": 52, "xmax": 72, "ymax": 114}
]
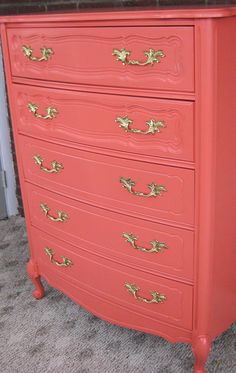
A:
[
  {"xmin": 19, "ymin": 135, "xmax": 195, "ymax": 226},
  {"xmin": 25, "ymin": 182, "xmax": 195, "ymax": 283},
  {"xmin": 31, "ymin": 226, "xmax": 193, "ymax": 330},
  {"xmin": 7, "ymin": 26, "xmax": 194, "ymax": 93},
  {"xmin": 1, "ymin": 7, "xmax": 236, "ymax": 373},
  {"xmin": 12, "ymin": 83, "xmax": 195, "ymax": 162}
]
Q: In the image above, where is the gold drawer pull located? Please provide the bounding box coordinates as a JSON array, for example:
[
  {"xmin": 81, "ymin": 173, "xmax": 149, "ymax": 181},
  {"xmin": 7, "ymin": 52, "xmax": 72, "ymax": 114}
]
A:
[
  {"xmin": 125, "ymin": 283, "xmax": 166, "ymax": 304},
  {"xmin": 112, "ymin": 48, "xmax": 165, "ymax": 66},
  {"xmin": 40, "ymin": 203, "xmax": 68, "ymax": 223},
  {"xmin": 33, "ymin": 155, "xmax": 63, "ymax": 174},
  {"xmin": 116, "ymin": 116, "xmax": 165, "ymax": 135},
  {"xmin": 120, "ymin": 177, "xmax": 167, "ymax": 198},
  {"xmin": 44, "ymin": 247, "xmax": 73, "ymax": 267},
  {"xmin": 28, "ymin": 102, "xmax": 58, "ymax": 120},
  {"xmin": 22, "ymin": 45, "xmax": 53, "ymax": 62},
  {"xmin": 123, "ymin": 233, "xmax": 168, "ymax": 254}
]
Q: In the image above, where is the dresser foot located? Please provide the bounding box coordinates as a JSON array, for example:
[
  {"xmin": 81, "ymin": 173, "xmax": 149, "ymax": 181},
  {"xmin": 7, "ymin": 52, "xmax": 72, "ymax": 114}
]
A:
[
  {"xmin": 192, "ymin": 335, "xmax": 211, "ymax": 373},
  {"xmin": 27, "ymin": 259, "xmax": 45, "ymax": 299}
]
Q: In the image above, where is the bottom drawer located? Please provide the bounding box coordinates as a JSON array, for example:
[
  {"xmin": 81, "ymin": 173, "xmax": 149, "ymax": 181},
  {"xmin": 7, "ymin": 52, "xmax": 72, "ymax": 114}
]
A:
[
  {"xmin": 41, "ymin": 270, "xmax": 192, "ymax": 342},
  {"xmin": 29, "ymin": 226, "xmax": 193, "ymax": 330}
]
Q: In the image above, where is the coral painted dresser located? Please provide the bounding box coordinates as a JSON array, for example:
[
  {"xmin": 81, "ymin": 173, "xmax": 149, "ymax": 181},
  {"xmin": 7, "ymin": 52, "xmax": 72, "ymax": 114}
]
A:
[{"xmin": 1, "ymin": 7, "xmax": 236, "ymax": 372}]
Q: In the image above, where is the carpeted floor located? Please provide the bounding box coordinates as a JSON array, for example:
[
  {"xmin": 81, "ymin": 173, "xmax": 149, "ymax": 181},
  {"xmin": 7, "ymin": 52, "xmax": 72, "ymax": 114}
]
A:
[{"xmin": 0, "ymin": 216, "xmax": 235, "ymax": 373}]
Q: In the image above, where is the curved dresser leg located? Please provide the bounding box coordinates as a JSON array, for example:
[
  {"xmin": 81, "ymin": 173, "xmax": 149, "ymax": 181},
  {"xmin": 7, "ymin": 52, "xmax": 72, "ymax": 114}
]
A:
[
  {"xmin": 27, "ymin": 259, "xmax": 45, "ymax": 299},
  {"xmin": 192, "ymin": 335, "xmax": 211, "ymax": 373}
]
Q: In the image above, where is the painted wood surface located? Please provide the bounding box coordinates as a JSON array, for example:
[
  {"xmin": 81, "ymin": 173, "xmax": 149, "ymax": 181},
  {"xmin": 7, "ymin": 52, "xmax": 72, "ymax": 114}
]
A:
[
  {"xmin": 1, "ymin": 8, "xmax": 236, "ymax": 373},
  {"xmin": 8, "ymin": 27, "xmax": 194, "ymax": 92},
  {"xmin": 18, "ymin": 135, "xmax": 195, "ymax": 226},
  {"xmin": 13, "ymin": 83, "xmax": 194, "ymax": 162},
  {"xmin": 26, "ymin": 182, "xmax": 195, "ymax": 283},
  {"xmin": 30, "ymin": 226, "xmax": 193, "ymax": 330}
]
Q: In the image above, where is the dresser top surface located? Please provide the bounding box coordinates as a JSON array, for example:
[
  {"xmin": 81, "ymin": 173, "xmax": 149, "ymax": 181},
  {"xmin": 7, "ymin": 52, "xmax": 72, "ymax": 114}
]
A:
[{"xmin": 0, "ymin": 6, "xmax": 236, "ymax": 24}]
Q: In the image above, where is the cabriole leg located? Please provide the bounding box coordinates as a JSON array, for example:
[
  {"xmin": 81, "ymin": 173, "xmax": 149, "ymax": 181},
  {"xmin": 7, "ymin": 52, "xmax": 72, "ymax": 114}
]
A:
[
  {"xmin": 27, "ymin": 259, "xmax": 45, "ymax": 299},
  {"xmin": 192, "ymin": 335, "xmax": 211, "ymax": 373}
]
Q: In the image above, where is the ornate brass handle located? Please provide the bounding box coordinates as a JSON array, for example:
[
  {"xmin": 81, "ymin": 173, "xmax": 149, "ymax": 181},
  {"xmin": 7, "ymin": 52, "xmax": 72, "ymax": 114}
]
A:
[
  {"xmin": 116, "ymin": 116, "xmax": 165, "ymax": 135},
  {"xmin": 22, "ymin": 45, "xmax": 53, "ymax": 62},
  {"xmin": 122, "ymin": 232, "xmax": 168, "ymax": 254},
  {"xmin": 44, "ymin": 247, "xmax": 73, "ymax": 267},
  {"xmin": 120, "ymin": 177, "xmax": 167, "ymax": 198},
  {"xmin": 28, "ymin": 102, "xmax": 58, "ymax": 120},
  {"xmin": 125, "ymin": 283, "xmax": 166, "ymax": 304},
  {"xmin": 112, "ymin": 48, "xmax": 165, "ymax": 66},
  {"xmin": 40, "ymin": 203, "xmax": 68, "ymax": 223},
  {"xmin": 33, "ymin": 155, "xmax": 63, "ymax": 174}
]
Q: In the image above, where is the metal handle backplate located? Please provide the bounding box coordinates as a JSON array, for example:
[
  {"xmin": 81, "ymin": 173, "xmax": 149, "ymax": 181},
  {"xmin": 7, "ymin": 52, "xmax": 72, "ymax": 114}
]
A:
[
  {"xmin": 112, "ymin": 48, "xmax": 165, "ymax": 66},
  {"xmin": 44, "ymin": 247, "xmax": 72, "ymax": 267},
  {"xmin": 22, "ymin": 45, "xmax": 53, "ymax": 62},
  {"xmin": 125, "ymin": 283, "xmax": 166, "ymax": 304},
  {"xmin": 120, "ymin": 177, "xmax": 167, "ymax": 198},
  {"xmin": 28, "ymin": 102, "xmax": 58, "ymax": 120},
  {"xmin": 116, "ymin": 116, "xmax": 165, "ymax": 135},
  {"xmin": 40, "ymin": 203, "xmax": 68, "ymax": 223},
  {"xmin": 33, "ymin": 155, "xmax": 63, "ymax": 174},
  {"xmin": 123, "ymin": 232, "xmax": 168, "ymax": 253}
]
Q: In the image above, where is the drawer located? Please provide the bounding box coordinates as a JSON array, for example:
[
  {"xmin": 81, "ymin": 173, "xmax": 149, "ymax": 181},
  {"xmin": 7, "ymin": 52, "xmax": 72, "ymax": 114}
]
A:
[
  {"xmin": 8, "ymin": 27, "xmax": 194, "ymax": 93},
  {"xmin": 31, "ymin": 226, "xmax": 193, "ymax": 330},
  {"xmin": 13, "ymin": 84, "xmax": 194, "ymax": 162},
  {"xmin": 19, "ymin": 136, "xmax": 195, "ymax": 226},
  {"xmin": 26, "ymin": 182, "xmax": 194, "ymax": 282},
  {"xmin": 41, "ymin": 270, "xmax": 192, "ymax": 341}
]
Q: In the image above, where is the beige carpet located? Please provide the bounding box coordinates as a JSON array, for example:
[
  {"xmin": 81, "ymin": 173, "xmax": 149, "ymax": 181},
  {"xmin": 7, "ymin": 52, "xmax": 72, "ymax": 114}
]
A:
[{"xmin": 0, "ymin": 216, "xmax": 235, "ymax": 373}]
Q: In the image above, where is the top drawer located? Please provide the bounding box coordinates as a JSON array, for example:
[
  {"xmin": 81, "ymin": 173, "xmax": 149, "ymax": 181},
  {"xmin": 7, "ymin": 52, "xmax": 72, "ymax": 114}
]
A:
[{"xmin": 8, "ymin": 27, "xmax": 194, "ymax": 93}]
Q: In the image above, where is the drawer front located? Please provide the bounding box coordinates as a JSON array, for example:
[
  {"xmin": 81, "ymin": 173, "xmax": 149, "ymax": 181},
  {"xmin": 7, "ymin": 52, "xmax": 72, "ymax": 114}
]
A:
[
  {"xmin": 41, "ymin": 270, "xmax": 192, "ymax": 341},
  {"xmin": 31, "ymin": 226, "xmax": 193, "ymax": 330},
  {"xmin": 26, "ymin": 182, "xmax": 194, "ymax": 282},
  {"xmin": 19, "ymin": 136, "xmax": 194, "ymax": 225},
  {"xmin": 8, "ymin": 27, "xmax": 194, "ymax": 92},
  {"xmin": 13, "ymin": 84, "xmax": 194, "ymax": 162}
]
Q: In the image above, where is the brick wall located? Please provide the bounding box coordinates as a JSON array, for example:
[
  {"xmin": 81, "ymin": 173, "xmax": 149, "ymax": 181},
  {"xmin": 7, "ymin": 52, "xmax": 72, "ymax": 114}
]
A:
[
  {"xmin": 1, "ymin": 0, "xmax": 235, "ymax": 215},
  {"xmin": 0, "ymin": 0, "xmax": 236, "ymax": 16}
]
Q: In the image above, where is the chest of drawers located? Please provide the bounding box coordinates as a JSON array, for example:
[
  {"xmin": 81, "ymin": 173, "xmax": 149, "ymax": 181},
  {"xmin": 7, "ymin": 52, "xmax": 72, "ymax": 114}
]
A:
[{"xmin": 1, "ymin": 7, "xmax": 236, "ymax": 372}]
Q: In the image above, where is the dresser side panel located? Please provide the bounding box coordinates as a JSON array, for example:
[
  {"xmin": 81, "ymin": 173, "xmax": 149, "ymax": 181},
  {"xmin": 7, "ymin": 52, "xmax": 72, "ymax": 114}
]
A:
[
  {"xmin": 193, "ymin": 19, "xmax": 218, "ymax": 340},
  {"xmin": 208, "ymin": 16, "xmax": 236, "ymax": 338}
]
